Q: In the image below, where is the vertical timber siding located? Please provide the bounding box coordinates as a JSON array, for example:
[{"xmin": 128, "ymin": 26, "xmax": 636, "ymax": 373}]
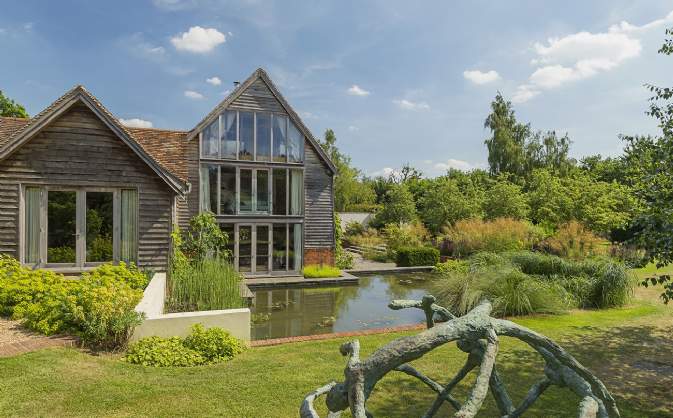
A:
[
  {"xmin": 177, "ymin": 137, "xmax": 199, "ymax": 230},
  {"xmin": 228, "ymin": 79, "xmax": 287, "ymax": 114},
  {"xmin": 304, "ymin": 141, "xmax": 334, "ymax": 249},
  {"xmin": 0, "ymin": 104, "xmax": 174, "ymax": 270}
]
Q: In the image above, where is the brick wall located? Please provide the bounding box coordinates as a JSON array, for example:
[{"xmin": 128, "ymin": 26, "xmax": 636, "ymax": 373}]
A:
[{"xmin": 304, "ymin": 248, "xmax": 335, "ymax": 266}]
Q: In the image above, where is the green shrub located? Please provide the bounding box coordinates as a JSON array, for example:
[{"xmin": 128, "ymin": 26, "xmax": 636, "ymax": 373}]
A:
[
  {"xmin": 183, "ymin": 324, "xmax": 246, "ymax": 362},
  {"xmin": 396, "ymin": 247, "xmax": 440, "ymax": 267},
  {"xmin": 344, "ymin": 221, "xmax": 365, "ymax": 237},
  {"xmin": 444, "ymin": 218, "xmax": 545, "ymax": 257},
  {"xmin": 433, "ymin": 259, "xmax": 468, "ymax": 274},
  {"xmin": 67, "ymin": 273, "xmax": 144, "ymax": 350},
  {"xmin": 88, "ymin": 236, "xmax": 113, "ymax": 263},
  {"xmin": 335, "ymin": 248, "xmax": 354, "ymax": 270},
  {"xmin": 124, "ymin": 336, "xmax": 206, "ymax": 367},
  {"xmin": 46, "ymin": 246, "xmax": 76, "ymax": 263},
  {"xmin": 383, "ymin": 222, "xmax": 431, "ymax": 252},
  {"xmin": 81, "ymin": 262, "xmax": 149, "ymax": 291},
  {"xmin": 124, "ymin": 324, "xmax": 246, "ymax": 367},
  {"xmin": 167, "ymin": 257, "xmax": 245, "ymax": 313},
  {"xmin": 610, "ymin": 244, "xmax": 648, "ymax": 268},
  {"xmin": 303, "ymin": 264, "xmax": 341, "ymax": 278}
]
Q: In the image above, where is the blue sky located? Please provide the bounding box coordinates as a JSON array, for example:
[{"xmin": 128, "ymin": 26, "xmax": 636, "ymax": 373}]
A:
[{"xmin": 2, "ymin": 1, "xmax": 673, "ymax": 177}]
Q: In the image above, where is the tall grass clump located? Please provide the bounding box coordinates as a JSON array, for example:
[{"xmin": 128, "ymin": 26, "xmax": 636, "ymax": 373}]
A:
[
  {"xmin": 443, "ymin": 218, "xmax": 545, "ymax": 257},
  {"xmin": 537, "ymin": 221, "xmax": 606, "ymax": 260},
  {"xmin": 167, "ymin": 213, "xmax": 246, "ymax": 313},
  {"xmin": 167, "ymin": 256, "xmax": 245, "ymax": 312}
]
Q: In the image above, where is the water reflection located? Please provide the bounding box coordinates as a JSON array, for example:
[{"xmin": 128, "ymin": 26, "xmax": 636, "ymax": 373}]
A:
[{"xmin": 250, "ymin": 273, "xmax": 437, "ymax": 340}]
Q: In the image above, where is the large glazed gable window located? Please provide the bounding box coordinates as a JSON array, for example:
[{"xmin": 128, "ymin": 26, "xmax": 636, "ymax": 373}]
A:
[
  {"xmin": 200, "ymin": 110, "xmax": 304, "ymax": 163},
  {"xmin": 200, "ymin": 164, "xmax": 303, "ymax": 216},
  {"xmin": 21, "ymin": 187, "xmax": 138, "ymax": 267}
]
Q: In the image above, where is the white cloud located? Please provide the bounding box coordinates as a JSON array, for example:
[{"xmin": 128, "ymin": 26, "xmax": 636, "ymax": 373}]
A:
[
  {"xmin": 393, "ymin": 99, "xmax": 430, "ymax": 111},
  {"xmin": 300, "ymin": 111, "xmax": 317, "ymax": 120},
  {"xmin": 119, "ymin": 118, "xmax": 153, "ymax": 128},
  {"xmin": 184, "ymin": 90, "xmax": 205, "ymax": 100},
  {"xmin": 369, "ymin": 167, "xmax": 401, "ymax": 178},
  {"xmin": 171, "ymin": 26, "xmax": 227, "ymax": 53},
  {"xmin": 433, "ymin": 158, "xmax": 477, "ymax": 172},
  {"xmin": 23, "ymin": 22, "xmax": 33, "ymax": 31},
  {"xmin": 348, "ymin": 125, "xmax": 359, "ymax": 132},
  {"xmin": 463, "ymin": 69, "xmax": 500, "ymax": 85},
  {"xmin": 511, "ymin": 11, "xmax": 673, "ymax": 103},
  {"xmin": 347, "ymin": 85, "xmax": 370, "ymax": 96},
  {"xmin": 206, "ymin": 76, "xmax": 222, "ymax": 86}
]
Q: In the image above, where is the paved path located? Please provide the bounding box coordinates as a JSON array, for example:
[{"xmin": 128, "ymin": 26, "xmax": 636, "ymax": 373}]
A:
[{"xmin": 0, "ymin": 318, "xmax": 77, "ymax": 357}]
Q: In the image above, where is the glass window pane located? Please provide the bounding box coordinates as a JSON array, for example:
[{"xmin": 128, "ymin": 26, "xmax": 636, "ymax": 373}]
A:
[
  {"xmin": 24, "ymin": 187, "xmax": 41, "ymax": 264},
  {"xmin": 220, "ymin": 166, "xmax": 236, "ymax": 215},
  {"xmin": 256, "ymin": 225, "xmax": 270, "ymax": 273},
  {"xmin": 202, "ymin": 119, "xmax": 219, "ymax": 157},
  {"xmin": 220, "ymin": 111, "xmax": 237, "ymax": 159},
  {"xmin": 256, "ymin": 113, "xmax": 271, "ymax": 161},
  {"xmin": 289, "ymin": 224, "xmax": 302, "ymax": 271},
  {"xmin": 239, "ymin": 111, "xmax": 254, "ymax": 160},
  {"xmin": 273, "ymin": 224, "xmax": 287, "ymax": 271},
  {"xmin": 120, "ymin": 189, "xmax": 138, "ymax": 263},
  {"xmin": 220, "ymin": 223, "xmax": 235, "ymax": 260},
  {"xmin": 86, "ymin": 192, "xmax": 113, "ymax": 262},
  {"xmin": 240, "ymin": 169, "xmax": 252, "ymax": 212},
  {"xmin": 273, "ymin": 168, "xmax": 287, "ymax": 215},
  {"xmin": 289, "ymin": 170, "xmax": 304, "ymax": 215},
  {"xmin": 273, "ymin": 115, "xmax": 287, "ymax": 162},
  {"xmin": 199, "ymin": 164, "xmax": 218, "ymax": 213},
  {"xmin": 47, "ymin": 191, "xmax": 76, "ymax": 263},
  {"xmin": 256, "ymin": 170, "xmax": 269, "ymax": 213},
  {"xmin": 288, "ymin": 121, "xmax": 304, "ymax": 163},
  {"xmin": 238, "ymin": 226, "xmax": 252, "ymax": 272}
]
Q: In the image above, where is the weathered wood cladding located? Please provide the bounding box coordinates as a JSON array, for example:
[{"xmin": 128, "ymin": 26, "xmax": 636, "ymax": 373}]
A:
[
  {"xmin": 228, "ymin": 79, "xmax": 287, "ymax": 114},
  {"xmin": 0, "ymin": 104, "xmax": 174, "ymax": 270},
  {"xmin": 304, "ymin": 141, "xmax": 334, "ymax": 249},
  {"xmin": 176, "ymin": 137, "xmax": 199, "ymax": 230}
]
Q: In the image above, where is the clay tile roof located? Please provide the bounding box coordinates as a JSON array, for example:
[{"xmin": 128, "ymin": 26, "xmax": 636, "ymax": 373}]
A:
[
  {"xmin": 126, "ymin": 127, "xmax": 189, "ymax": 183},
  {"xmin": 0, "ymin": 116, "xmax": 31, "ymax": 148}
]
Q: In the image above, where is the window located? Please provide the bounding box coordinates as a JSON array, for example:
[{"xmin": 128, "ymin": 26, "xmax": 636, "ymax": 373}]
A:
[
  {"xmin": 220, "ymin": 223, "xmax": 235, "ymax": 260},
  {"xmin": 220, "ymin": 166, "xmax": 236, "ymax": 215},
  {"xmin": 200, "ymin": 110, "xmax": 304, "ymax": 163},
  {"xmin": 22, "ymin": 187, "xmax": 138, "ymax": 267},
  {"xmin": 256, "ymin": 225, "xmax": 270, "ymax": 273},
  {"xmin": 200, "ymin": 165, "xmax": 218, "ymax": 213},
  {"xmin": 289, "ymin": 224, "xmax": 302, "ymax": 271},
  {"xmin": 256, "ymin": 170, "xmax": 270, "ymax": 213},
  {"xmin": 272, "ymin": 168, "xmax": 287, "ymax": 215},
  {"xmin": 239, "ymin": 112, "xmax": 254, "ymax": 160},
  {"xmin": 202, "ymin": 120, "xmax": 219, "ymax": 157},
  {"xmin": 239, "ymin": 169, "xmax": 253, "ymax": 212},
  {"xmin": 238, "ymin": 225, "xmax": 252, "ymax": 272},
  {"xmin": 221, "ymin": 111, "xmax": 237, "ymax": 159},
  {"xmin": 289, "ymin": 170, "xmax": 304, "ymax": 215},
  {"xmin": 288, "ymin": 121, "xmax": 304, "ymax": 163},
  {"xmin": 256, "ymin": 113, "xmax": 271, "ymax": 161},
  {"xmin": 272, "ymin": 224, "xmax": 287, "ymax": 271},
  {"xmin": 273, "ymin": 115, "xmax": 287, "ymax": 162},
  {"xmin": 86, "ymin": 192, "xmax": 113, "ymax": 263}
]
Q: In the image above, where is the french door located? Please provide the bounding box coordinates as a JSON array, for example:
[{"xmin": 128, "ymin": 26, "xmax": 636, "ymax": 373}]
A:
[
  {"xmin": 22, "ymin": 186, "xmax": 138, "ymax": 268},
  {"xmin": 235, "ymin": 223, "xmax": 271, "ymax": 274}
]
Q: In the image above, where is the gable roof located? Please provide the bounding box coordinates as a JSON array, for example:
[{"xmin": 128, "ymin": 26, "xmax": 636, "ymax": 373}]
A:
[
  {"xmin": 187, "ymin": 68, "xmax": 337, "ymax": 174},
  {"xmin": 0, "ymin": 86, "xmax": 189, "ymax": 195}
]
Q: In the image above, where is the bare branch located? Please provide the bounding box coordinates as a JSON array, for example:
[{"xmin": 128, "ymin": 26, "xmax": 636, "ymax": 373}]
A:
[
  {"xmin": 455, "ymin": 328, "xmax": 499, "ymax": 418},
  {"xmin": 394, "ymin": 364, "xmax": 462, "ymax": 411},
  {"xmin": 300, "ymin": 382, "xmax": 341, "ymax": 418},
  {"xmin": 506, "ymin": 378, "xmax": 551, "ymax": 418}
]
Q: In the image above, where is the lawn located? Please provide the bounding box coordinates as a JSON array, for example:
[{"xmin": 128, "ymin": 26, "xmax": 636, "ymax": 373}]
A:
[{"xmin": 0, "ymin": 266, "xmax": 672, "ymax": 417}]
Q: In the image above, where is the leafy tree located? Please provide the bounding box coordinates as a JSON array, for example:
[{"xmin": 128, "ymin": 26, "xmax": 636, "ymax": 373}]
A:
[
  {"xmin": 0, "ymin": 90, "xmax": 28, "ymax": 118},
  {"xmin": 373, "ymin": 183, "xmax": 416, "ymax": 226},
  {"xmin": 483, "ymin": 179, "xmax": 529, "ymax": 220},
  {"xmin": 526, "ymin": 169, "xmax": 576, "ymax": 228},
  {"xmin": 484, "ymin": 93, "xmax": 529, "ymax": 178},
  {"xmin": 418, "ymin": 178, "xmax": 483, "ymax": 233},
  {"xmin": 319, "ymin": 129, "xmax": 375, "ymax": 211}
]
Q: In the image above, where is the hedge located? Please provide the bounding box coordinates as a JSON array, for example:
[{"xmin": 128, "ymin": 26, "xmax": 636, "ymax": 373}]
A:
[{"xmin": 395, "ymin": 247, "xmax": 440, "ymax": 267}]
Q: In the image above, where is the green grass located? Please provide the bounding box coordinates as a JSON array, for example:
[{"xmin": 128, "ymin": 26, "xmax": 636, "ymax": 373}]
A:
[
  {"xmin": 303, "ymin": 264, "xmax": 341, "ymax": 278},
  {"xmin": 0, "ymin": 267, "xmax": 671, "ymax": 417}
]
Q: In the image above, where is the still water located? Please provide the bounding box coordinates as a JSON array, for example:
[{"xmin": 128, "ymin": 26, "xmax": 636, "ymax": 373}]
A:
[{"xmin": 250, "ymin": 272, "xmax": 437, "ymax": 340}]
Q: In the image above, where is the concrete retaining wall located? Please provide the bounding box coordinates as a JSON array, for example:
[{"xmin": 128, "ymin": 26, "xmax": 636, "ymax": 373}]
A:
[{"xmin": 132, "ymin": 273, "xmax": 251, "ymax": 342}]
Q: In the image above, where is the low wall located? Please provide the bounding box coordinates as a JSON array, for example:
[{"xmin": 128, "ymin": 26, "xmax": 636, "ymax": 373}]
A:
[{"xmin": 132, "ymin": 273, "xmax": 251, "ymax": 342}]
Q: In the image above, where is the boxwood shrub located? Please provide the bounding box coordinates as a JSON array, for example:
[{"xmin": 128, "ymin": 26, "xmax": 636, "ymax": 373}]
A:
[{"xmin": 396, "ymin": 247, "xmax": 440, "ymax": 267}]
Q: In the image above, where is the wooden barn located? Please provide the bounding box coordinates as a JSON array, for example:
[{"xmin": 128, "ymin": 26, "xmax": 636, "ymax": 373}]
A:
[{"xmin": 0, "ymin": 68, "xmax": 336, "ymax": 277}]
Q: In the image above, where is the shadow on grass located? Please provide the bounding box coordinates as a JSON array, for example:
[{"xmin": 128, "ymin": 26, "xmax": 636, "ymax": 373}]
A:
[{"xmin": 340, "ymin": 324, "xmax": 673, "ymax": 417}]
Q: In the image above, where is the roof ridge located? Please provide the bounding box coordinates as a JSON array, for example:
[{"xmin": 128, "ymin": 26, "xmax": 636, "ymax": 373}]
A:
[
  {"xmin": 0, "ymin": 116, "xmax": 31, "ymax": 121},
  {"xmin": 126, "ymin": 126, "xmax": 189, "ymax": 133}
]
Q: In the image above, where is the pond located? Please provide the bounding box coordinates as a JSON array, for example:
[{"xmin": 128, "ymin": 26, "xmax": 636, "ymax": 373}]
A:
[{"xmin": 249, "ymin": 272, "xmax": 438, "ymax": 340}]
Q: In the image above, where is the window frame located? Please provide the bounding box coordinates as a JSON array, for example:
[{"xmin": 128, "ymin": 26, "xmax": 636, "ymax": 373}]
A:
[{"xmin": 19, "ymin": 185, "xmax": 139, "ymax": 269}]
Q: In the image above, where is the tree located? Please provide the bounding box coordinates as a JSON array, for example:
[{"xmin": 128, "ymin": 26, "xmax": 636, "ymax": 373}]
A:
[
  {"xmin": 484, "ymin": 93, "xmax": 529, "ymax": 178},
  {"xmin": 482, "ymin": 179, "xmax": 529, "ymax": 220},
  {"xmin": 418, "ymin": 178, "xmax": 483, "ymax": 233},
  {"xmin": 373, "ymin": 183, "xmax": 416, "ymax": 226},
  {"xmin": 319, "ymin": 129, "xmax": 375, "ymax": 211},
  {"xmin": 0, "ymin": 90, "xmax": 28, "ymax": 118}
]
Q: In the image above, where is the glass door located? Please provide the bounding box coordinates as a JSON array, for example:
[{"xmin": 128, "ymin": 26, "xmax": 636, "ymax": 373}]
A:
[
  {"xmin": 238, "ymin": 225, "xmax": 252, "ymax": 272},
  {"xmin": 47, "ymin": 190, "xmax": 77, "ymax": 266},
  {"xmin": 255, "ymin": 225, "xmax": 271, "ymax": 273}
]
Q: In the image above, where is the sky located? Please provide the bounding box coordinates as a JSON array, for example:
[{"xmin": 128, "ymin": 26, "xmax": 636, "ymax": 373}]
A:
[{"xmin": 2, "ymin": 1, "xmax": 673, "ymax": 177}]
